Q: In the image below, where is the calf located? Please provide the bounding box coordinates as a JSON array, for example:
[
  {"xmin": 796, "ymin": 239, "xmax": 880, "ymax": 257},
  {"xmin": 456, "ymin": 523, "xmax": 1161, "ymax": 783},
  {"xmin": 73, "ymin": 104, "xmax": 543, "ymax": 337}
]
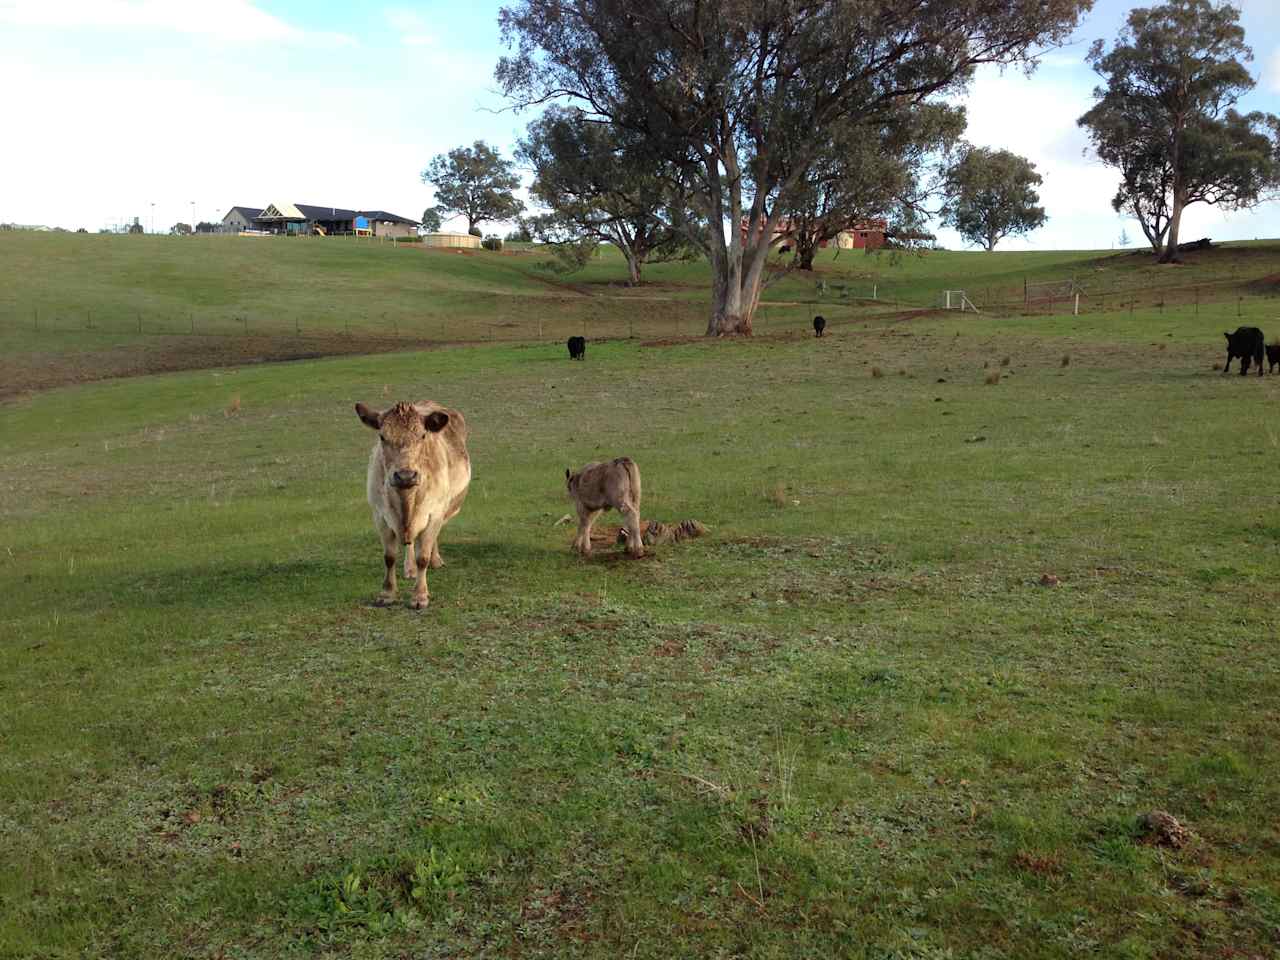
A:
[
  {"xmin": 355, "ymin": 400, "xmax": 471, "ymax": 609},
  {"xmin": 566, "ymin": 457, "xmax": 643, "ymax": 558},
  {"xmin": 567, "ymin": 336, "xmax": 586, "ymax": 360},
  {"xmin": 813, "ymin": 315, "xmax": 826, "ymax": 338},
  {"xmin": 1267, "ymin": 342, "xmax": 1280, "ymax": 374},
  {"xmin": 1223, "ymin": 326, "xmax": 1265, "ymax": 376}
]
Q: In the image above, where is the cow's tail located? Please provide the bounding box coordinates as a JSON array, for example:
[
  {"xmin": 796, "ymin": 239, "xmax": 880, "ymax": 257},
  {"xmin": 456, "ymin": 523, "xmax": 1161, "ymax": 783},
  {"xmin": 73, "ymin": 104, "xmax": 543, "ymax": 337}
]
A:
[{"xmin": 404, "ymin": 542, "xmax": 415, "ymax": 579}]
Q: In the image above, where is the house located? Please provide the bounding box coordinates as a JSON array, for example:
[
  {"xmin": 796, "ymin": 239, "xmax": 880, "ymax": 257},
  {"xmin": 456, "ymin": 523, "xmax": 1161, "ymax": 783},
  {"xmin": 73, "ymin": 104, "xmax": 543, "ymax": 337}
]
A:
[
  {"xmin": 220, "ymin": 203, "xmax": 420, "ymax": 237},
  {"xmin": 358, "ymin": 210, "xmax": 420, "ymax": 239},
  {"xmin": 222, "ymin": 206, "xmax": 263, "ymax": 232},
  {"xmin": 833, "ymin": 220, "xmax": 887, "ymax": 249},
  {"xmin": 739, "ymin": 216, "xmax": 887, "ymax": 250}
]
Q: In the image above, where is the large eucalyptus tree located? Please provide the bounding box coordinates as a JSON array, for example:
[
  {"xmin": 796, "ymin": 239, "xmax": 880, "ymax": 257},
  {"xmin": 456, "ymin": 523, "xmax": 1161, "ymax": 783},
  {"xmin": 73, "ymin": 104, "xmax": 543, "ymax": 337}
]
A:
[{"xmin": 497, "ymin": 0, "xmax": 1091, "ymax": 335}]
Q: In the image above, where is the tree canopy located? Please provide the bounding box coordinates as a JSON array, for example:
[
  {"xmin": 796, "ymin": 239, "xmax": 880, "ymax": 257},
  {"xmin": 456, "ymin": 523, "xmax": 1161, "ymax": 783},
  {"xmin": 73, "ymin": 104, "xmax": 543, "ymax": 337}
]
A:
[
  {"xmin": 1079, "ymin": 0, "xmax": 1280, "ymax": 262},
  {"xmin": 421, "ymin": 141, "xmax": 525, "ymax": 234},
  {"xmin": 777, "ymin": 103, "xmax": 964, "ymax": 270},
  {"xmin": 498, "ymin": 0, "xmax": 1091, "ymax": 335},
  {"xmin": 941, "ymin": 146, "xmax": 1047, "ymax": 251},
  {"xmin": 420, "ymin": 207, "xmax": 443, "ymax": 233},
  {"xmin": 517, "ymin": 105, "xmax": 693, "ymax": 285}
]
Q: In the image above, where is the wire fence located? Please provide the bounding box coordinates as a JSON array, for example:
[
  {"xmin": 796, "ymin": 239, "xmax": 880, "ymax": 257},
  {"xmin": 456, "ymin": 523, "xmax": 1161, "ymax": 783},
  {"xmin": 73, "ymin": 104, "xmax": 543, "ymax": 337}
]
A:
[{"xmin": 5, "ymin": 270, "xmax": 1278, "ymax": 349}]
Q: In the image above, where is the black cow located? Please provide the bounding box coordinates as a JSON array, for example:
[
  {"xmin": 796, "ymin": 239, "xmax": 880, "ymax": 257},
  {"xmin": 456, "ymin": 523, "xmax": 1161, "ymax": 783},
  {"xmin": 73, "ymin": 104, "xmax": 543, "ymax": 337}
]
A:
[
  {"xmin": 567, "ymin": 336, "xmax": 586, "ymax": 360},
  {"xmin": 1223, "ymin": 326, "xmax": 1264, "ymax": 376},
  {"xmin": 1267, "ymin": 342, "xmax": 1280, "ymax": 374},
  {"xmin": 813, "ymin": 315, "xmax": 826, "ymax": 338}
]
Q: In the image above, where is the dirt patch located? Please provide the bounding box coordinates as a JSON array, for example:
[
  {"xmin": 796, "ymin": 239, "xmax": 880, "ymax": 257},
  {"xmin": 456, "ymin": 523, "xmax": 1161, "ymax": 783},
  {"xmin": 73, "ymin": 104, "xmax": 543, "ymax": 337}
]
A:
[{"xmin": 0, "ymin": 333, "xmax": 443, "ymax": 400}]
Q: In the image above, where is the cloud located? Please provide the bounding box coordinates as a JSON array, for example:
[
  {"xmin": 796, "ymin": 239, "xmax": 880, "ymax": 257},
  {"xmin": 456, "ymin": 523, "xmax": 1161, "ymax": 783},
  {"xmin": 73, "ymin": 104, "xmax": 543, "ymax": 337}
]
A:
[
  {"xmin": 0, "ymin": 0, "xmax": 354, "ymax": 46},
  {"xmin": 385, "ymin": 7, "xmax": 437, "ymax": 48}
]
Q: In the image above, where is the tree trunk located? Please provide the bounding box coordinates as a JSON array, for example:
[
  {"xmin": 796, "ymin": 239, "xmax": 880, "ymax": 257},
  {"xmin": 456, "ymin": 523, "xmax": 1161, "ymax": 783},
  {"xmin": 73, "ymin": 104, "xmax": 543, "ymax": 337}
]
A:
[
  {"xmin": 1158, "ymin": 192, "xmax": 1184, "ymax": 263},
  {"xmin": 793, "ymin": 230, "xmax": 818, "ymax": 270},
  {"xmin": 703, "ymin": 142, "xmax": 756, "ymax": 337},
  {"xmin": 625, "ymin": 254, "xmax": 642, "ymax": 286}
]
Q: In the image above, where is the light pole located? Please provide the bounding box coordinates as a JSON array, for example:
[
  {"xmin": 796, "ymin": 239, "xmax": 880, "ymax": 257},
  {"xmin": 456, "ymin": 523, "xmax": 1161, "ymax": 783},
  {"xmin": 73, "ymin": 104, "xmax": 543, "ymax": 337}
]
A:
[
  {"xmin": 149, "ymin": 202, "xmax": 155, "ymax": 235},
  {"xmin": 190, "ymin": 201, "xmax": 196, "ymax": 233}
]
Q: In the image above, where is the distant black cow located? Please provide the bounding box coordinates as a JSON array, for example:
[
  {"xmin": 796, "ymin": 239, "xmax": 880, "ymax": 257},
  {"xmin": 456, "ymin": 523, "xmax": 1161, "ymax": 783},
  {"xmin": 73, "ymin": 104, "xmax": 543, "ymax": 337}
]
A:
[
  {"xmin": 567, "ymin": 336, "xmax": 586, "ymax": 361},
  {"xmin": 1223, "ymin": 326, "xmax": 1264, "ymax": 376},
  {"xmin": 813, "ymin": 315, "xmax": 826, "ymax": 338},
  {"xmin": 1267, "ymin": 342, "xmax": 1280, "ymax": 374}
]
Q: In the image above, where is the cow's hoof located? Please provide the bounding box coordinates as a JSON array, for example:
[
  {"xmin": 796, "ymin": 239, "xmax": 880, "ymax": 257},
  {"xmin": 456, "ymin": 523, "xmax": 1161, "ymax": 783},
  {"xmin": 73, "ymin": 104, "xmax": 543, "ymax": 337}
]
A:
[
  {"xmin": 374, "ymin": 593, "xmax": 397, "ymax": 607},
  {"xmin": 429, "ymin": 555, "xmax": 444, "ymax": 570},
  {"xmin": 410, "ymin": 595, "xmax": 430, "ymax": 610}
]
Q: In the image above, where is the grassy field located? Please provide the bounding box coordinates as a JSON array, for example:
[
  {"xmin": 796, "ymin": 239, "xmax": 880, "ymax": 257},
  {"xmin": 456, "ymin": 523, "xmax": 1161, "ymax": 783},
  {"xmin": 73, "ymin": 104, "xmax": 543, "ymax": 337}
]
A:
[
  {"xmin": 4, "ymin": 231, "xmax": 1280, "ymax": 401},
  {"xmin": 4, "ymin": 237, "xmax": 1280, "ymax": 959}
]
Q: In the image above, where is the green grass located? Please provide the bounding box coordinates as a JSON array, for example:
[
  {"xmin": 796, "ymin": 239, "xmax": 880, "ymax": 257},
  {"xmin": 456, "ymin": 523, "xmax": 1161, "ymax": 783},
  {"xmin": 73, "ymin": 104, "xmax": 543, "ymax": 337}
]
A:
[
  {"xmin": 3, "ymin": 310, "xmax": 1280, "ymax": 957},
  {"xmin": 5, "ymin": 232, "xmax": 1279, "ymax": 344}
]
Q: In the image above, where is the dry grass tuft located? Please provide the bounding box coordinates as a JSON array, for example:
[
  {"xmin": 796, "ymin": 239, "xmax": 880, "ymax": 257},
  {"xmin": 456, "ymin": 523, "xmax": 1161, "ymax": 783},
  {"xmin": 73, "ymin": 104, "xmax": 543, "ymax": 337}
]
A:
[
  {"xmin": 224, "ymin": 394, "xmax": 241, "ymax": 417},
  {"xmin": 765, "ymin": 482, "xmax": 788, "ymax": 508},
  {"xmin": 984, "ymin": 371, "xmax": 1001, "ymax": 386},
  {"xmin": 1000, "ymin": 356, "xmax": 1011, "ymax": 367},
  {"xmin": 1061, "ymin": 354, "xmax": 1070, "ymax": 367},
  {"xmin": 898, "ymin": 368, "xmax": 907, "ymax": 377},
  {"xmin": 870, "ymin": 366, "xmax": 884, "ymax": 378},
  {"xmin": 1211, "ymin": 362, "xmax": 1222, "ymax": 371}
]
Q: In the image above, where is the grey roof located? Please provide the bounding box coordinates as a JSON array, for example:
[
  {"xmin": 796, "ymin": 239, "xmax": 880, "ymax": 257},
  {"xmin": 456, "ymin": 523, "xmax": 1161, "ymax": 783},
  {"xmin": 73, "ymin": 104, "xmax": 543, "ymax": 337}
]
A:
[
  {"xmin": 294, "ymin": 204, "xmax": 360, "ymax": 221},
  {"xmin": 225, "ymin": 204, "xmax": 420, "ymax": 226},
  {"xmin": 358, "ymin": 209, "xmax": 420, "ymax": 225}
]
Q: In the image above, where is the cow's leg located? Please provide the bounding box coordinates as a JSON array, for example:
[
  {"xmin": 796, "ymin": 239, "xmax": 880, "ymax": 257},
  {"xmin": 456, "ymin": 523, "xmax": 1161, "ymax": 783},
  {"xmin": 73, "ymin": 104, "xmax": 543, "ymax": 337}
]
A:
[
  {"xmin": 410, "ymin": 520, "xmax": 435, "ymax": 610},
  {"xmin": 1223, "ymin": 354, "xmax": 1232, "ymax": 374},
  {"xmin": 574, "ymin": 506, "xmax": 603, "ymax": 556},
  {"xmin": 1257, "ymin": 351, "xmax": 1265, "ymax": 377},
  {"xmin": 620, "ymin": 500, "xmax": 644, "ymax": 559},
  {"xmin": 375, "ymin": 520, "xmax": 399, "ymax": 605},
  {"xmin": 1241, "ymin": 355, "xmax": 1250, "ymax": 376}
]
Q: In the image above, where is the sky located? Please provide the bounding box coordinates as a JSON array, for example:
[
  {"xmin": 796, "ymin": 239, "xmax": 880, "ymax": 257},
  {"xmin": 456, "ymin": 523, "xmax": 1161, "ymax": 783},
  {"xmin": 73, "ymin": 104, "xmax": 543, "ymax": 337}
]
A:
[{"xmin": 0, "ymin": 0, "xmax": 1277, "ymax": 249}]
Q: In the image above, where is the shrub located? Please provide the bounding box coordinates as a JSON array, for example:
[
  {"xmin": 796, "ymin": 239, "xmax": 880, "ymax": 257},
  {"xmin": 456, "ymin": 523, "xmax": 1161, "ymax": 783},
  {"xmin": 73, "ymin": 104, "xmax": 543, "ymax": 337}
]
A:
[
  {"xmin": 481, "ymin": 235, "xmax": 504, "ymax": 252},
  {"xmin": 984, "ymin": 371, "xmax": 1000, "ymax": 385}
]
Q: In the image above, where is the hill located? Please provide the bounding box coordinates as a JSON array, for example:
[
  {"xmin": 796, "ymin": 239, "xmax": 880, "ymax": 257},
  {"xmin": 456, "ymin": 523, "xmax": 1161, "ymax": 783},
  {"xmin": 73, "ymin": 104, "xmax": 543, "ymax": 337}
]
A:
[{"xmin": 2, "ymin": 231, "xmax": 1279, "ymax": 398}]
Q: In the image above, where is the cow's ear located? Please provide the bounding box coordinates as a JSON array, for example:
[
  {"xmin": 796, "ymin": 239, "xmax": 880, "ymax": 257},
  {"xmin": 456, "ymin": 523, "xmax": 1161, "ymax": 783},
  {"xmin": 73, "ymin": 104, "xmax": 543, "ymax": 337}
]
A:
[
  {"xmin": 565, "ymin": 468, "xmax": 571, "ymax": 480},
  {"xmin": 423, "ymin": 410, "xmax": 449, "ymax": 433},
  {"xmin": 355, "ymin": 402, "xmax": 382, "ymax": 430}
]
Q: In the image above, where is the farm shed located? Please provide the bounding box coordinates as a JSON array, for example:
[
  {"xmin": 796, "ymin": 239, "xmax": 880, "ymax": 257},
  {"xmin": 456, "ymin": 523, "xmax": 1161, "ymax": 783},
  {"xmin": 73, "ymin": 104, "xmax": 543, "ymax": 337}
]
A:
[{"xmin": 422, "ymin": 232, "xmax": 483, "ymax": 249}]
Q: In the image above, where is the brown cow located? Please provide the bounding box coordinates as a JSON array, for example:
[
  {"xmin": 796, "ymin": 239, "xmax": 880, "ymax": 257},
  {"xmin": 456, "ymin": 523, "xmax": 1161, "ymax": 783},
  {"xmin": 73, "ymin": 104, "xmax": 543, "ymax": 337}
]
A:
[
  {"xmin": 355, "ymin": 400, "xmax": 471, "ymax": 609},
  {"xmin": 566, "ymin": 457, "xmax": 643, "ymax": 558}
]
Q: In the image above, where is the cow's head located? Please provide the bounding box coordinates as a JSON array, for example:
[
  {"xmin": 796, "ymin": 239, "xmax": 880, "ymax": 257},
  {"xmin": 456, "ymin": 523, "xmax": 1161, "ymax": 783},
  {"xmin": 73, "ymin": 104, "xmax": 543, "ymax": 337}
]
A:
[
  {"xmin": 565, "ymin": 467, "xmax": 579, "ymax": 495},
  {"xmin": 357, "ymin": 403, "xmax": 450, "ymax": 543}
]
